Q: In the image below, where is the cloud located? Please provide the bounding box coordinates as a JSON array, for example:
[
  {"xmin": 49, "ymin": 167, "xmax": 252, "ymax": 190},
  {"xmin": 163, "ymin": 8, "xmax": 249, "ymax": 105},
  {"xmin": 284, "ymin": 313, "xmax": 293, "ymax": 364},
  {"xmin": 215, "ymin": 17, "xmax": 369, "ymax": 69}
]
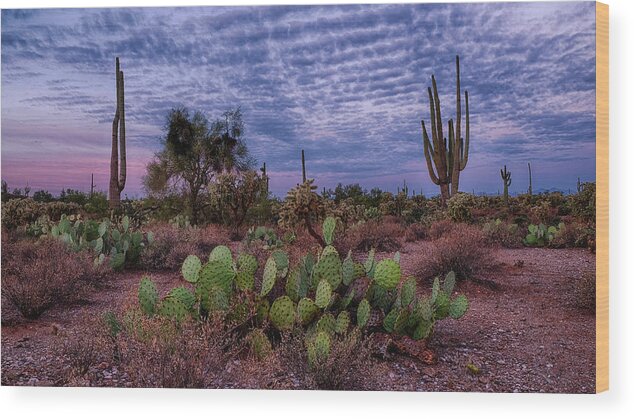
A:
[{"xmin": 1, "ymin": 2, "xmax": 596, "ymax": 197}]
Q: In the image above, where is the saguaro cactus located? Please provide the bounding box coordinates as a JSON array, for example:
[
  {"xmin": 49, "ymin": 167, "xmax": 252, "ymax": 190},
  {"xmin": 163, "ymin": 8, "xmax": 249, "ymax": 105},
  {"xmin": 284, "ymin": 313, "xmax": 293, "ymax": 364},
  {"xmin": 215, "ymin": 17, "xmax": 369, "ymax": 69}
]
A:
[
  {"xmin": 527, "ymin": 162, "xmax": 533, "ymax": 198},
  {"xmin": 501, "ymin": 165, "xmax": 512, "ymax": 205},
  {"xmin": 301, "ymin": 149, "xmax": 307, "ymax": 183},
  {"xmin": 109, "ymin": 57, "xmax": 127, "ymax": 209},
  {"xmin": 260, "ymin": 162, "xmax": 269, "ymax": 195},
  {"xmin": 421, "ymin": 55, "xmax": 470, "ymax": 206}
]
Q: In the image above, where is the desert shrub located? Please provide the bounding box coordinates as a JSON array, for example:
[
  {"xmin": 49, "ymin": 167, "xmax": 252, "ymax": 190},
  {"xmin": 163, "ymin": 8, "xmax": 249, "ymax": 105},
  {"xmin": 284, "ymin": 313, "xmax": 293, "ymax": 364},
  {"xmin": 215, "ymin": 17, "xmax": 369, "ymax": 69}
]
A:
[
  {"xmin": 427, "ymin": 219, "xmax": 456, "ymax": 240},
  {"xmin": 209, "ymin": 171, "xmax": 268, "ymax": 239},
  {"xmin": 571, "ymin": 182, "xmax": 596, "ymax": 222},
  {"xmin": 338, "ymin": 217, "xmax": 404, "ymax": 252},
  {"xmin": 446, "ymin": 193, "xmax": 476, "ymax": 222},
  {"xmin": 140, "ymin": 224, "xmax": 230, "ymax": 270},
  {"xmin": 404, "ymin": 223, "xmax": 427, "ymax": 242},
  {"xmin": 482, "ymin": 219, "xmax": 523, "ymax": 248},
  {"xmin": 573, "ymin": 271, "xmax": 595, "ymax": 313},
  {"xmin": 111, "ymin": 314, "xmax": 235, "ymax": 388},
  {"xmin": 1, "ymin": 237, "xmax": 103, "ymax": 319},
  {"xmin": 274, "ymin": 328, "xmax": 384, "ymax": 390},
  {"xmin": 529, "ymin": 200, "xmax": 554, "ymax": 225},
  {"xmin": 414, "ymin": 224, "xmax": 493, "ymax": 281},
  {"xmin": 1, "ymin": 198, "xmax": 80, "ymax": 229},
  {"xmin": 549, "ymin": 221, "xmax": 594, "ymax": 249}
]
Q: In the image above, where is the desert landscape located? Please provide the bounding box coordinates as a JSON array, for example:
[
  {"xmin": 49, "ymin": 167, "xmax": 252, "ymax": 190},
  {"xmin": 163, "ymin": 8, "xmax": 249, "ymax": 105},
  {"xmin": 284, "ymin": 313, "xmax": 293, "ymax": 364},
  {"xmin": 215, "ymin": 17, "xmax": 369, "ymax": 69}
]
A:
[{"xmin": 1, "ymin": 3, "xmax": 598, "ymax": 392}]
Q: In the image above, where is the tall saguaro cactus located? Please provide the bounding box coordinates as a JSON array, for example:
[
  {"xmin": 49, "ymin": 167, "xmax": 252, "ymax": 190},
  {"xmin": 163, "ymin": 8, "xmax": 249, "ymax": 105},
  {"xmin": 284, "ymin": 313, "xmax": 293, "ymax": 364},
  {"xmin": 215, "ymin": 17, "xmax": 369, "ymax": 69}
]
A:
[
  {"xmin": 501, "ymin": 165, "xmax": 512, "ymax": 205},
  {"xmin": 109, "ymin": 57, "xmax": 127, "ymax": 209},
  {"xmin": 301, "ymin": 149, "xmax": 307, "ymax": 183},
  {"xmin": 421, "ymin": 55, "xmax": 470, "ymax": 206},
  {"xmin": 527, "ymin": 162, "xmax": 533, "ymax": 198}
]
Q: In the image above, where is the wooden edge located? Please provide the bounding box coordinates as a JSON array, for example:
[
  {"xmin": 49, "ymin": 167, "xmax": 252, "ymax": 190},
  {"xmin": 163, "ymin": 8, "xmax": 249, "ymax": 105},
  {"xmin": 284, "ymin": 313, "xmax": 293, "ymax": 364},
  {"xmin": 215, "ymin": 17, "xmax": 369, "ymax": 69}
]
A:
[{"xmin": 595, "ymin": 1, "xmax": 609, "ymax": 394}]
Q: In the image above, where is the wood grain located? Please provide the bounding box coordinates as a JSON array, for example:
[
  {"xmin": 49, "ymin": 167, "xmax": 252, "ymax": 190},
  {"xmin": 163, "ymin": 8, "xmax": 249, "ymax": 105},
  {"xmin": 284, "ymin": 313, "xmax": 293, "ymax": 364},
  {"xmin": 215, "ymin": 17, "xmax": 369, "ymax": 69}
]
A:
[{"xmin": 595, "ymin": 1, "xmax": 609, "ymax": 394}]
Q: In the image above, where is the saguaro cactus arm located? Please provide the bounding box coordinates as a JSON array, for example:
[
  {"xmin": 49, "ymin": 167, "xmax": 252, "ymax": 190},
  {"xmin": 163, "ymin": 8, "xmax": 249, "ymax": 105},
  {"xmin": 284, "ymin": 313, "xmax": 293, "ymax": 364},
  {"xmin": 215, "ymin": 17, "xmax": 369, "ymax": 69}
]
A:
[{"xmin": 421, "ymin": 121, "xmax": 440, "ymax": 185}]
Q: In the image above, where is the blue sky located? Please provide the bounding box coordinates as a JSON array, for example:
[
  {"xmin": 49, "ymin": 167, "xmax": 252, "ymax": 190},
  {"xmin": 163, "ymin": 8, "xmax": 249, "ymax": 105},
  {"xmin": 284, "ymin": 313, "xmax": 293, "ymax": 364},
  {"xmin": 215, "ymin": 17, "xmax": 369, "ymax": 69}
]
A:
[{"xmin": 1, "ymin": 2, "xmax": 596, "ymax": 198}]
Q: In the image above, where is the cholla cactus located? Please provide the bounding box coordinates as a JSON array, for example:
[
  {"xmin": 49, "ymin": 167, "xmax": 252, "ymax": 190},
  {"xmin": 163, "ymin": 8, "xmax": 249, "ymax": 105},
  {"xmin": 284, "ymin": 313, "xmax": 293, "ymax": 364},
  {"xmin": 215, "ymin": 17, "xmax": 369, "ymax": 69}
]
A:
[{"xmin": 278, "ymin": 179, "xmax": 326, "ymax": 246}]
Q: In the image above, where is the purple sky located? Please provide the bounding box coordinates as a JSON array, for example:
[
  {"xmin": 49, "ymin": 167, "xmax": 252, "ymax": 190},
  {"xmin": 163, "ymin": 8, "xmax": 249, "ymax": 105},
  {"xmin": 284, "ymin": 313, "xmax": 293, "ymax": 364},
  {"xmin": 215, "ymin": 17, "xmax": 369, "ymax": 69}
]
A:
[{"xmin": 1, "ymin": 2, "xmax": 596, "ymax": 198}]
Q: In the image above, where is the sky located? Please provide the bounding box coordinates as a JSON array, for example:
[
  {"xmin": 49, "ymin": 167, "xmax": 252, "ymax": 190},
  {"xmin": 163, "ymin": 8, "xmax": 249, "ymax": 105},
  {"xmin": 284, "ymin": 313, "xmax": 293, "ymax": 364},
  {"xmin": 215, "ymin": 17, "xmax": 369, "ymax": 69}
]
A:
[{"xmin": 1, "ymin": 2, "xmax": 596, "ymax": 198}]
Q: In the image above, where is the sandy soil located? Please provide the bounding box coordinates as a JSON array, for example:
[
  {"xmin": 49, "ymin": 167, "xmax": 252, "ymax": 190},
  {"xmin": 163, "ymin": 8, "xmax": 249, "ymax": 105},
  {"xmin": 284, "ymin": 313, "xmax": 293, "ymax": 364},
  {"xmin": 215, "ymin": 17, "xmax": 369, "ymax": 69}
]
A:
[{"xmin": 1, "ymin": 244, "xmax": 595, "ymax": 392}]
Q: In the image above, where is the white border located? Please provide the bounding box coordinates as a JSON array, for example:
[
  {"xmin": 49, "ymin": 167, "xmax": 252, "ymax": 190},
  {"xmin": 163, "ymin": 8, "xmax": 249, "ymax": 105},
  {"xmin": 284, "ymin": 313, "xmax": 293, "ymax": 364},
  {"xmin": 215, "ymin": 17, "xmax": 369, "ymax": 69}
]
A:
[{"xmin": 1, "ymin": 0, "xmax": 632, "ymax": 417}]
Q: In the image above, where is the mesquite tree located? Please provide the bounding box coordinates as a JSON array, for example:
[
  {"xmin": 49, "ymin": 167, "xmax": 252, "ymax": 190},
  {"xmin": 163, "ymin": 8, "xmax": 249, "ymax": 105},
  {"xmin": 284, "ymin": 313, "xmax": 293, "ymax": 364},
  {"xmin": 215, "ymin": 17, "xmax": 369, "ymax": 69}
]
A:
[
  {"xmin": 420, "ymin": 55, "xmax": 470, "ymax": 206},
  {"xmin": 143, "ymin": 107, "xmax": 252, "ymax": 225}
]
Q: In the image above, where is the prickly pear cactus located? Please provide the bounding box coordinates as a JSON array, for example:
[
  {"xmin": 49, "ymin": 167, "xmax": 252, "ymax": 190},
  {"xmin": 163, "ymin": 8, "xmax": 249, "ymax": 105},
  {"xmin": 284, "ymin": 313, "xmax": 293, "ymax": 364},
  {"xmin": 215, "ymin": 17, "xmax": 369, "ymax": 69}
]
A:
[
  {"xmin": 196, "ymin": 265, "xmax": 230, "ymax": 312},
  {"xmin": 307, "ymin": 331, "xmax": 331, "ymax": 368},
  {"xmin": 181, "ymin": 255, "xmax": 202, "ymax": 283},
  {"xmin": 316, "ymin": 313, "xmax": 336, "ymax": 336},
  {"xmin": 356, "ymin": 298, "xmax": 370, "ymax": 328},
  {"xmin": 383, "ymin": 307, "xmax": 399, "ymax": 333},
  {"xmin": 313, "ymin": 252, "xmax": 342, "ymax": 290},
  {"xmin": 431, "ymin": 277, "xmax": 440, "ymax": 303},
  {"xmin": 168, "ymin": 286, "xmax": 195, "ymax": 310},
  {"xmin": 434, "ymin": 291, "xmax": 450, "ymax": 320},
  {"xmin": 374, "ymin": 259, "xmax": 401, "ymax": 290},
  {"xmin": 400, "ymin": 276, "xmax": 417, "ymax": 307},
  {"xmin": 158, "ymin": 296, "xmax": 189, "ymax": 322},
  {"xmin": 297, "ymin": 297, "xmax": 320, "ymax": 325},
  {"xmin": 322, "ymin": 216, "xmax": 336, "ymax": 245},
  {"xmin": 269, "ymin": 296, "xmax": 296, "ymax": 331},
  {"xmin": 393, "ymin": 308, "xmax": 410, "ymax": 335},
  {"xmin": 260, "ymin": 257, "xmax": 277, "ymax": 297},
  {"xmin": 314, "ymin": 331, "xmax": 331, "ymax": 360},
  {"xmin": 412, "ymin": 318, "xmax": 432, "ymax": 340},
  {"xmin": 247, "ymin": 329, "xmax": 272, "ymax": 360},
  {"xmin": 364, "ymin": 249, "xmax": 375, "ymax": 276},
  {"xmin": 342, "ymin": 252, "xmax": 355, "ymax": 286},
  {"xmin": 335, "ymin": 311, "xmax": 350, "ymax": 334},
  {"xmin": 255, "ymin": 298, "xmax": 270, "ymax": 325},
  {"xmin": 236, "ymin": 270, "xmax": 255, "ymax": 291},
  {"xmin": 271, "ymin": 249, "xmax": 289, "ymax": 278},
  {"xmin": 443, "ymin": 271, "xmax": 456, "ymax": 295},
  {"xmin": 237, "ymin": 253, "xmax": 258, "ymax": 275},
  {"xmin": 417, "ymin": 297, "xmax": 433, "ymax": 322},
  {"xmin": 285, "ymin": 268, "xmax": 301, "ymax": 302},
  {"xmin": 199, "ymin": 260, "xmax": 235, "ymax": 297},
  {"xmin": 449, "ymin": 294, "xmax": 469, "ymax": 319},
  {"xmin": 138, "ymin": 276, "xmax": 158, "ymax": 315},
  {"xmin": 315, "ymin": 279, "xmax": 332, "ymax": 309},
  {"xmin": 209, "ymin": 245, "xmax": 233, "ymax": 267}
]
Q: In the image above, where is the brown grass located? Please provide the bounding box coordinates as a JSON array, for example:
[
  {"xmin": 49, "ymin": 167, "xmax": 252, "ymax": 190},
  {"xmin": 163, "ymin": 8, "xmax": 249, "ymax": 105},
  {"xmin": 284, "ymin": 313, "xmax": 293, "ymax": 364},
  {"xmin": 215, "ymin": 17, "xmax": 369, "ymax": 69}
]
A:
[
  {"xmin": 427, "ymin": 219, "xmax": 456, "ymax": 240},
  {"xmin": 573, "ymin": 271, "xmax": 596, "ymax": 313},
  {"xmin": 337, "ymin": 216, "xmax": 404, "ymax": 253},
  {"xmin": 274, "ymin": 328, "xmax": 386, "ymax": 390},
  {"xmin": 404, "ymin": 223, "xmax": 427, "ymax": 243},
  {"xmin": 107, "ymin": 311, "xmax": 236, "ymax": 388},
  {"xmin": 141, "ymin": 223, "xmax": 231, "ymax": 270},
  {"xmin": 1, "ymin": 237, "xmax": 106, "ymax": 319},
  {"xmin": 413, "ymin": 224, "xmax": 494, "ymax": 281}
]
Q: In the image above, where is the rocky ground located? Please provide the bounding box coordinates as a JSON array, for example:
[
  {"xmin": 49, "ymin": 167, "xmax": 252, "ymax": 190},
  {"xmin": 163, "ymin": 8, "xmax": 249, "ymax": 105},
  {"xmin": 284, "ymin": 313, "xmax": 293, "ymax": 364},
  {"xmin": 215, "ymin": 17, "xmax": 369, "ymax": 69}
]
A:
[{"xmin": 1, "ymin": 244, "xmax": 596, "ymax": 392}]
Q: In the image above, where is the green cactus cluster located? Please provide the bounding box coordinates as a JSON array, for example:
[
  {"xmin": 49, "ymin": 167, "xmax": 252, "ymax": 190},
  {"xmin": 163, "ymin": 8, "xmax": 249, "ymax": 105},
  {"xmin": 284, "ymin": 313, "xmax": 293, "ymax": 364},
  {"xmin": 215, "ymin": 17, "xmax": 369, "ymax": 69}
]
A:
[
  {"xmin": 133, "ymin": 217, "xmax": 469, "ymax": 365},
  {"xmin": 524, "ymin": 222, "xmax": 566, "ymax": 247},
  {"xmin": 44, "ymin": 214, "xmax": 153, "ymax": 270}
]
